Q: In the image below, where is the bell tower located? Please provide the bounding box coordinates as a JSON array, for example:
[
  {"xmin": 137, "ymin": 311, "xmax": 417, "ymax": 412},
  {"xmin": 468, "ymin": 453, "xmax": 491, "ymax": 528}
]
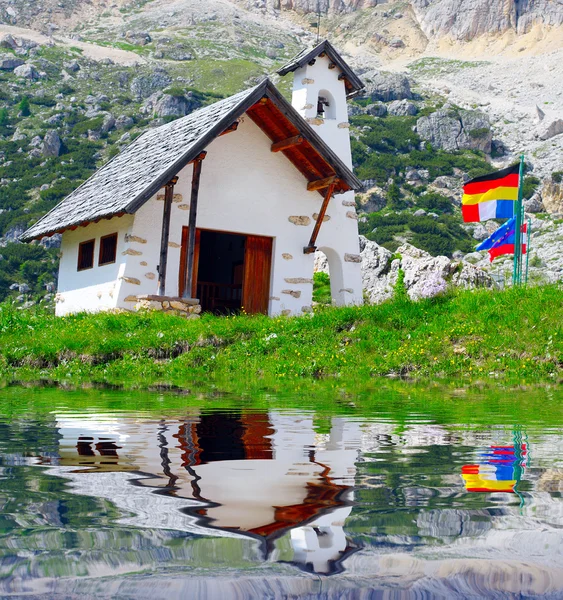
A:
[{"xmin": 277, "ymin": 41, "xmax": 365, "ymax": 307}]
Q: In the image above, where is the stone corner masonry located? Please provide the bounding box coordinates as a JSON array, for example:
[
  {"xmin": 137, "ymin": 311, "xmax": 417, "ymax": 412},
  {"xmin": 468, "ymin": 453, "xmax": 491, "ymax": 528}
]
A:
[{"xmin": 133, "ymin": 294, "xmax": 202, "ymax": 318}]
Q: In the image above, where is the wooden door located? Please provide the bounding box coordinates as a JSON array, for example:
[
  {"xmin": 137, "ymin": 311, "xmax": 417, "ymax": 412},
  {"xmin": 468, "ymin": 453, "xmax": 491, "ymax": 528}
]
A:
[
  {"xmin": 242, "ymin": 235, "xmax": 273, "ymax": 315},
  {"xmin": 179, "ymin": 227, "xmax": 201, "ymax": 298}
]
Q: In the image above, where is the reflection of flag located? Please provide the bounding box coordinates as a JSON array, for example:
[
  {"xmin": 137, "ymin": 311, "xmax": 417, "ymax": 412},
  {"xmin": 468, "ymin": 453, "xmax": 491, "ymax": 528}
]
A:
[
  {"xmin": 462, "ymin": 164, "xmax": 519, "ymax": 222},
  {"xmin": 462, "ymin": 444, "xmax": 527, "ymax": 493},
  {"xmin": 476, "ymin": 216, "xmax": 528, "ymax": 262}
]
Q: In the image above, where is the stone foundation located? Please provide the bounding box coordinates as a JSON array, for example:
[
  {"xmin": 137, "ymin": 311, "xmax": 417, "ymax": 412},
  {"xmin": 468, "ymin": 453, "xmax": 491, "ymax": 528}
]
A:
[{"xmin": 134, "ymin": 295, "xmax": 202, "ymax": 318}]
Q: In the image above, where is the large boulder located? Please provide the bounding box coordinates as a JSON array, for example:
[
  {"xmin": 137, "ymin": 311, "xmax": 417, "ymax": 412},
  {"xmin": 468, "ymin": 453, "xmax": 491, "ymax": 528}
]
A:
[
  {"xmin": 142, "ymin": 91, "xmax": 201, "ymax": 118},
  {"xmin": 359, "ymin": 236, "xmax": 396, "ymax": 304},
  {"xmin": 125, "ymin": 31, "xmax": 152, "ymax": 46},
  {"xmin": 130, "ymin": 69, "xmax": 171, "ymax": 100},
  {"xmin": 362, "ymin": 71, "xmax": 413, "ymax": 102},
  {"xmin": 542, "ymin": 180, "xmax": 563, "ymax": 214},
  {"xmin": 41, "ymin": 130, "xmax": 62, "ymax": 157},
  {"xmin": 13, "ymin": 63, "xmax": 39, "ymax": 80},
  {"xmin": 0, "ymin": 54, "xmax": 24, "ymax": 70},
  {"xmin": 538, "ymin": 119, "xmax": 563, "ymax": 141},
  {"xmin": 416, "ymin": 107, "xmax": 492, "ymax": 153},
  {"xmin": 388, "ymin": 99, "xmax": 418, "ymax": 116}
]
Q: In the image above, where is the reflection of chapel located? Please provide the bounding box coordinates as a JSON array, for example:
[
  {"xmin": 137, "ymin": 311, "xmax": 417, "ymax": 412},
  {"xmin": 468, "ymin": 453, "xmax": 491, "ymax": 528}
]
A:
[
  {"xmin": 54, "ymin": 410, "xmax": 361, "ymax": 574},
  {"xmin": 22, "ymin": 41, "xmax": 365, "ymax": 318}
]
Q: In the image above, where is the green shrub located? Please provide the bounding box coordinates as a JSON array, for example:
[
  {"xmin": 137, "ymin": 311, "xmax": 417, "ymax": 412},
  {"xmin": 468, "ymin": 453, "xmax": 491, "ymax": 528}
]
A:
[
  {"xmin": 552, "ymin": 171, "xmax": 563, "ymax": 184},
  {"xmin": 18, "ymin": 97, "xmax": 31, "ymax": 117},
  {"xmin": 522, "ymin": 176, "xmax": 540, "ymax": 200},
  {"xmin": 72, "ymin": 116, "xmax": 104, "ymax": 136}
]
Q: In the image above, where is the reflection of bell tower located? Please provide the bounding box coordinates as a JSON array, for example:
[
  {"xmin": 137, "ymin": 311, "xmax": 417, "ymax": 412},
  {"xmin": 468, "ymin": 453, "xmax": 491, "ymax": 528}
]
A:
[{"xmin": 277, "ymin": 40, "xmax": 364, "ymax": 169}]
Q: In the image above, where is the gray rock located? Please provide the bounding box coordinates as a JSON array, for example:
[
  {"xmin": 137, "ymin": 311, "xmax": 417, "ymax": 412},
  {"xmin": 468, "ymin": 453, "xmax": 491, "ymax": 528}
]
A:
[
  {"xmin": 524, "ymin": 192, "xmax": 545, "ymax": 213},
  {"xmin": 470, "ymin": 223, "xmax": 490, "ymax": 241},
  {"xmin": 363, "ymin": 71, "xmax": 413, "ymax": 102},
  {"xmin": 413, "ymin": 208, "xmax": 427, "ymax": 217},
  {"xmin": 359, "ymin": 236, "xmax": 396, "ymax": 304},
  {"xmin": 388, "ymin": 38, "xmax": 405, "ymax": 48},
  {"xmin": 13, "ymin": 63, "xmax": 39, "ymax": 80},
  {"xmin": 18, "ymin": 283, "xmax": 30, "ymax": 293},
  {"xmin": 41, "ymin": 130, "xmax": 62, "ymax": 157},
  {"xmin": 366, "ymin": 102, "xmax": 388, "ymax": 117},
  {"xmin": 535, "ymin": 105, "xmax": 545, "ymax": 122},
  {"xmin": 130, "ymin": 69, "xmax": 171, "ymax": 100},
  {"xmin": 0, "ymin": 54, "xmax": 24, "ymax": 70},
  {"xmin": 115, "ymin": 115, "xmax": 134, "ymax": 130},
  {"xmin": 359, "ymin": 237, "xmax": 494, "ymax": 304},
  {"xmin": 101, "ymin": 114, "xmax": 116, "ymax": 133},
  {"xmin": 142, "ymin": 91, "xmax": 201, "ymax": 118},
  {"xmin": 29, "ymin": 135, "xmax": 42, "ymax": 147},
  {"xmin": 417, "ymin": 107, "xmax": 492, "ymax": 153},
  {"xmin": 539, "ymin": 119, "xmax": 563, "ymax": 141},
  {"xmin": 388, "ymin": 99, "xmax": 418, "ymax": 116},
  {"xmin": 64, "ymin": 59, "xmax": 80, "ymax": 72},
  {"xmin": 125, "ymin": 31, "xmax": 152, "ymax": 46}
]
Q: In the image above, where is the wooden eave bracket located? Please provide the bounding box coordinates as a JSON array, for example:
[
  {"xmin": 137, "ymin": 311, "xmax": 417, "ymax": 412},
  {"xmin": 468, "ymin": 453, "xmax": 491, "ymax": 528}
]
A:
[
  {"xmin": 303, "ymin": 182, "xmax": 336, "ymax": 254},
  {"xmin": 220, "ymin": 122, "xmax": 239, "ymax": 136},
  {"xmin": 307, "ymin": 175, "xmax": 336, "ymax": 192},
  {"xmin": 271, "ymin": 135, "xmax": 304, "ymax": 153}
]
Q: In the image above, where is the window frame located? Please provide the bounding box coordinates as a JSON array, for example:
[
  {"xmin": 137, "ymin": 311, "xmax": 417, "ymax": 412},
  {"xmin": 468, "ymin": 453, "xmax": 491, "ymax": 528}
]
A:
[
  {"xmin": 98, "ymin": 232, "xmax": 118, "ymax": 267},
  {"xmin": 77, "ymin": 238, "xmax": 96, "ymax": 272}
]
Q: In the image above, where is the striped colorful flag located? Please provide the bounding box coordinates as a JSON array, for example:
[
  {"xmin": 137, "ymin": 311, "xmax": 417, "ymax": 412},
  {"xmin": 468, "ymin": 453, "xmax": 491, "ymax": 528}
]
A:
[
  {"xmin": 462, "ymin": 163, "xmax": 520, "ymax": 222},
  {"xmin": 476, "ymin": 216, "xmax": 527, "ymax": 262}
]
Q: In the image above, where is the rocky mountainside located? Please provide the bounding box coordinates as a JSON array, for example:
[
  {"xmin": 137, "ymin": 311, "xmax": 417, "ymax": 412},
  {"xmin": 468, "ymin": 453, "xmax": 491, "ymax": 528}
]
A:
[{"xmin": 0, "ymin": 0, "xmax": 562, "ymax": 306}]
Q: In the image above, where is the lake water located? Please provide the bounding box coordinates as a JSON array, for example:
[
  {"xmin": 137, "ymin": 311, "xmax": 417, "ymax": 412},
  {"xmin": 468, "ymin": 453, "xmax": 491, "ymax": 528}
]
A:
[{"xmin": 1, "ymin": 384, "xmax": 562, "ymax": 599}]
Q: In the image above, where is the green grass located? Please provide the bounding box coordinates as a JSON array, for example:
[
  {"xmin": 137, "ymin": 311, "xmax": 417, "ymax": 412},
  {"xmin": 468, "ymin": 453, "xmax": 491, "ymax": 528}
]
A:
[{"xmin": 0, "ymin": 284, "xmax": 560, "ymax": 392}]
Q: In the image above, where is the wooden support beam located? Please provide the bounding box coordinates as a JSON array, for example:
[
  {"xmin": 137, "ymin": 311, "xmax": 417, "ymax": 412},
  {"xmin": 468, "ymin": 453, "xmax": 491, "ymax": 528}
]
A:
[
  {"xmin": 338, "ymin": 73, "xmax": 346, "ymax": 81},
  {"xmin": 183, "ymin": 153, "xmax": 206, "ymax": 300},
  {"xmin": 303, "ymin": 182, "xmax": 336, "ymax": 254},
  {"xmin": 271, "ymin": 135, "xmax": 304, "ymax": 153},
  {"xmin": 307, "ymin": 175, "xmax": 336, "ymax": 192},
  {"xmin": 219, "ymin": 122, "xmax": 239, "ymax": 136},
  {"xmin": 157, "ymin": 176, "xmax": 178, "ymax": 296},
  {"xmin": 328, "ymin": 62, "xmax": 336, "ymax": 69},
  {"xmin": 308, "ymin": 59, "xmax": 316, "ymax": 66}
]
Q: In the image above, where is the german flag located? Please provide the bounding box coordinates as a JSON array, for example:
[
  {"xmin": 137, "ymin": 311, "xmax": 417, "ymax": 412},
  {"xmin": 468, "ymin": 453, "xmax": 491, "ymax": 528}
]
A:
[{"xmin": 462, "ymin": 163, "xmax": 520, "ymax": 222}]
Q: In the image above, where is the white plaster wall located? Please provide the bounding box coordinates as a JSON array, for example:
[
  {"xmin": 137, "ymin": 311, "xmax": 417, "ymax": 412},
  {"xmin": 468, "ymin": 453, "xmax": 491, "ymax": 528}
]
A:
[
  {"xmin": 58, "ymin": 91, "xmax": 363, "ymax": 315},
  {"xmin": 291, "ymin": 55, "xmax": 364, "ymax": 306},
  {"xmin": 119, "ymin": 116, "xmax": 363, "ymax": 316},
  {"xmin": 56, "ymin": 215, "xmax": 133, "ymax": 316}
]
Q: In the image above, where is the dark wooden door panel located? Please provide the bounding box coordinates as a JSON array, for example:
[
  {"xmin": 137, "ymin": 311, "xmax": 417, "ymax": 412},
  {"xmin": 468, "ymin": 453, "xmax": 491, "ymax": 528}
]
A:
[
  {"xmin": 242, "ymin": 235, "xmax": 273, "ymax": 315},
  {"xmin": 179, "ymin": 226, "xmax": 200, "ymax": 298}
]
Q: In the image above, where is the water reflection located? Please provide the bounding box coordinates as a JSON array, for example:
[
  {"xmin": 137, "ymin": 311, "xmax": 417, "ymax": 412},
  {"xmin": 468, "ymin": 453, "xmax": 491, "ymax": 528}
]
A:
[
  {"xmin": 462, "ymin": 437, "xmax": 527, "ymax": 494},
  {"xmin": 1, "ymin": 390, "xmax": 563, "ymax": 598},
  {"xmin": 51, "ymin": 411, "xmax": 360, "ymax": 574}
]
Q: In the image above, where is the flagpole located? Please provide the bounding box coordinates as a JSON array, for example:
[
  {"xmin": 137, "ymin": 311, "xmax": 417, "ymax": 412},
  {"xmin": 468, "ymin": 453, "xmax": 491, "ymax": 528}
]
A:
[
  {"xmin": 525, "ymin": 216, "xmax": 531, "ymax": 285},
  {"xmin": 512, "ymin": 155, "xmax": 525, "ymax": 286}
]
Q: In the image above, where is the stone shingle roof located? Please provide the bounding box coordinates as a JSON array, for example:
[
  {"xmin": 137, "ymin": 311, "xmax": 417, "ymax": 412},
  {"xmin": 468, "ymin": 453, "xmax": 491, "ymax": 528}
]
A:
[
  {"xmin": 22, "ymin": 85, "xmax": 265, "ymax": 241},
  {"xmin": 277, "ymin": 40, "xmax": 364, "ymax": 97},
  {"xmin": 22, "ymin": 78, "xmax": 361, "ymax": 241}
]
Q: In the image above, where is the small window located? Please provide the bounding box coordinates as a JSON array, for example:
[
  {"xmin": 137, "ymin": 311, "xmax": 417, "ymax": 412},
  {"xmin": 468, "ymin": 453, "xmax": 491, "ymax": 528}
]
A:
[
  {"xmin": 99, "ymin": 233, "xmax": 118, "ymax": 266},
  {"xmin": 77, "ymin": 239, "xmax": 95, "ymax": 271}
]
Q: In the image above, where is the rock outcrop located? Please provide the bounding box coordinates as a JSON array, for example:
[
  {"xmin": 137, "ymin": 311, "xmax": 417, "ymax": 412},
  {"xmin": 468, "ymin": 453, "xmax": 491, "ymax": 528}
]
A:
[
  {"xmin": 362, "ymin": 72, "xmax": 413, "ymax": 102},
  {"xmin": 41, "ymin": 130, "xmax": 62, "ymax": 157},
  {"xmin": 141, "ymin": 92, "xmax": 201, "ymax": 118},
  {"xmin": 542, "ymin": 180, "xmax": 563, "ymax": 214},
  {"xmin": 315, "ymin": 238, "xmax": 494, "ymax": 304},
  {"xmin": 417, "ymin": 107, "xmax": 492, "ymax": 153}
]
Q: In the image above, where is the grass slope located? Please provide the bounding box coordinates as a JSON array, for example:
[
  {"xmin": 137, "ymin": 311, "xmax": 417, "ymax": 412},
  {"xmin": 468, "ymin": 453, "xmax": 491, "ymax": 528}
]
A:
[{"xmin": 0, "ymin": 284, "xmax": 561, "ymax": 391}]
